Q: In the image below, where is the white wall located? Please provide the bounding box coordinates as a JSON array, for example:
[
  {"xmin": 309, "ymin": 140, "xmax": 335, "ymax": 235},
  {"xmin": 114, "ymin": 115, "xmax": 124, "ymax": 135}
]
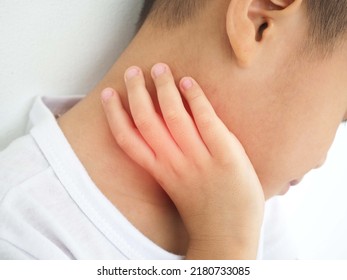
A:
[
  {"xmin": 0, "ymin": 0, "xmax": 143, "ymax": 149},
  {"xmin": 282, "ymin": 124, "xmax": 347, "ymax": 259}
]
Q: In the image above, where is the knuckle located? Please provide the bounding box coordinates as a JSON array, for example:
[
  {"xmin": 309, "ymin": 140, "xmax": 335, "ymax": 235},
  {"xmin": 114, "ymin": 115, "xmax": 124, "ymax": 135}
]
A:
[
  {"xmin": 155, "ymin": 74, "xmax": 173, "ymax": 89},
  {"xmin": 169, "ymin": 161, "xmax": 183, "ymax": 177},
  {"xmin": 127, "ymin": 76, "xmax": 145, "ymax": 91},
  {"xmin": 165, "ymin": 109, "xmax": 181, "ymax": 124},
  {"xmin": 193, "ymin": 155, "xmax": 210, "ymax": 171},
  {"xmin": 217, "ymin": 154, "xmax": 235, "ymax": 167},
  {"xmin": 115, "ymin": 132, "xmax": 129, "ymax": 149},
  {"xmin": 138, "ymin": 156, "xmax": 155, "ymax": 174},
  {"xmin": 197, "ymin": 112, "xmax": 213, "ymax": 129},
  {"xmin": 169, "ymin": 157, "xmax": 189, "ymax": 178},
  {"xmin": 134, "ymin": 114, "xmax": 152, "ymax": 130},
  {"xmin": 186, "ymin": 89, "xmax": 203, "ymax": 102}
]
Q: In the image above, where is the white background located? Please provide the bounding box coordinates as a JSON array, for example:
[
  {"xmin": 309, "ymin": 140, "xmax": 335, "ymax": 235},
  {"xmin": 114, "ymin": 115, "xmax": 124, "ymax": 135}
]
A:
[
  {"xmin": 0, "ymin": 0, "xmax": 143, "ymax": 149},
  {"xmin": 1, "ymin": 261, "xmax": 347, "ymax": 280},
  {"xmin": 1, "ymin": 0, "xmax": 346, "ymax": 259},
  {"xmin": 283, "ymin": 124, "xmax": 347, "ymax": 259}
]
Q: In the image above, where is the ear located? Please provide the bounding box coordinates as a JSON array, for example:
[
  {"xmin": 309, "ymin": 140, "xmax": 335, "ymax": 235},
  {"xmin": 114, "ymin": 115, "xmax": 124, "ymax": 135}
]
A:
[{"xmin": 226, "ymin": 0, "xmax": 303, "ymax": 67}]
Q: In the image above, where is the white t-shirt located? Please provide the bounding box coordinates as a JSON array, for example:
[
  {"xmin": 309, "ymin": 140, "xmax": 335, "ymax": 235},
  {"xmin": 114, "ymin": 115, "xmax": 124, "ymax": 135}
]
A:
[{"xmin": 0, "ymin": 96, "xmax": 297, "ymax": 260}]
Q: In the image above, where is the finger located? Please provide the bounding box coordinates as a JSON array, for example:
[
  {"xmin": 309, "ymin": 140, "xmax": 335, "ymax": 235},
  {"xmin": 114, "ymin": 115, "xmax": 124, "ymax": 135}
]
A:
[
  {"xmin": 101, "ymin": 87, "xmax": 156, "ymax": 172},
  {"xmin": 180, "ymin": 77, "xmax": 235, "ymax": 160},
  {"xmin": 151, "ymin": 63, "xmax": 209, "ymax": 159},
  {"xmin": 125, "ymin": 67, "xmax": 182, "ymax": 162}
]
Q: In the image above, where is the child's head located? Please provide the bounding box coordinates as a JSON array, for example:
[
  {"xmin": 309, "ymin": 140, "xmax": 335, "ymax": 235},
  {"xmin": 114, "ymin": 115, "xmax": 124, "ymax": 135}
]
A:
[{"xmin": 135, "ymin": 0, "xmax": 347, "ymax": 198}]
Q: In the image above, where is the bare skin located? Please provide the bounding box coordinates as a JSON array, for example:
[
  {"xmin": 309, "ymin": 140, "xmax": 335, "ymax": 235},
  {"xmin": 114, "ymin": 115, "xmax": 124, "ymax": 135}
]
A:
[
  {"xmin": 101, "ymin": 64, "xmax": 265, "ymax": 259},
  {"xmin": 58, "ymin": 0, "xmax": 347, "ymax": 257}
]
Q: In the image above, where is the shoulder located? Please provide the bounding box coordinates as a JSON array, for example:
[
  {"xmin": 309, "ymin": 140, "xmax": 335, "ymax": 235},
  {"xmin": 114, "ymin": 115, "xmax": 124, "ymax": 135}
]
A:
[
  {"xmin": 0, "ymin": 134, "xmax": 73, "ymax": 259},
  {"xmin": 0, "ymin": 134, "xmax": 50, "ymax": 200},
  {"xmin": 0, "ymin": 239, "xmax": 35, "ymax": 259}
]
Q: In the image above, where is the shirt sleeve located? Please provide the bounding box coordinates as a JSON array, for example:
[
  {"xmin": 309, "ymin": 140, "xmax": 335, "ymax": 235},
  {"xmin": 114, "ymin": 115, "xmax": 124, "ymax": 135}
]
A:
[{"xmin": 0, "ymin": 239, "xmax": 35, "ymax": 260}]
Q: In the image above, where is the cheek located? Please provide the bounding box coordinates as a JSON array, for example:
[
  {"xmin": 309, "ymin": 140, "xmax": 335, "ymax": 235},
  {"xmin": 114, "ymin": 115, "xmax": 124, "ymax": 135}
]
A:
[
  {"xmin": 212, "ymin": 86, "xmax": 342, "ymax": 199},
  {"xmin": 243, "ymin": 118, "xmax": 337, "ymax": 199},
  {"xmin": 254, "ymin": 102, "xmax": 341, "ymax": 198},
  {"xmin": 210, "ymin": 57, "xmax": 347, "ymax": 198}
]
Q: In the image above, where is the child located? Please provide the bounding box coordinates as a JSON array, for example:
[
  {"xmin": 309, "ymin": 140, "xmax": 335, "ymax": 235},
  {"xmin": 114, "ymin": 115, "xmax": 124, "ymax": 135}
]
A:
[
  {"xmin": 1, "ymin": 0, "xmax": 347, "ymax": 259},
  {"xmin": 101, "ymin": 64, "xmax": 265, "ymax": 259}
]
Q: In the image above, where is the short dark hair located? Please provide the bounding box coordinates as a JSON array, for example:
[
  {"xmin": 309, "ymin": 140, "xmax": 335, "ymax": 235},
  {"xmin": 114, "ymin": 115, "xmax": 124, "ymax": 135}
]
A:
[
  {"xmin": 305, "ymin": 0, "xmax": 347, "ymax": 50},
  {"xmin": 138, "ymin": 0, "xmax": 347, "ymax": 51},
  {"xmin": 137, "ymin": 0, "xmax": 207, "ymax": 29}
]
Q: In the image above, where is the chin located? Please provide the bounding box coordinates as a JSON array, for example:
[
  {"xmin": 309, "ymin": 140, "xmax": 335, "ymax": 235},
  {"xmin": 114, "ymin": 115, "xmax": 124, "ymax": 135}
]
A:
[
  {"xmin": 263, "ymin": 178, "xmax": 302, "ymax": 199},
  {"xmin": 278, "ymin": 184, "xmax": 291, "ymax": 196},
  {"xmin": 277, "ymin": 179, "xmax": 303, "ymax": 196}
]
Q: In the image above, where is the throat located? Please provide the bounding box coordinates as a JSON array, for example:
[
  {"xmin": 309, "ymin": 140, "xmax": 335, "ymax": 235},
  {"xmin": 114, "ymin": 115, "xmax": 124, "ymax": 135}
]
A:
[{"xmin": 57, "ymin": 94, "xmax": 188, "ymax": 256}]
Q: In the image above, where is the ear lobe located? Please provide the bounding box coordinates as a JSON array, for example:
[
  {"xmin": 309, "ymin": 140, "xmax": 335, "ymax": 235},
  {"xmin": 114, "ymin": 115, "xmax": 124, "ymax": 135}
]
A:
[{"xmin": 226, "ymin": 0, "xmax": 302, "ymax": 67}]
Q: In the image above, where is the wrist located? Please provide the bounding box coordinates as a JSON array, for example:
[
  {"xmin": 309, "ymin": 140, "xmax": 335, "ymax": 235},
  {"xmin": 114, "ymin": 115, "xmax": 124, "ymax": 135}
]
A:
[{"xmin": 186, "ymin": 234, "xmax": 260, "ymax": 260}]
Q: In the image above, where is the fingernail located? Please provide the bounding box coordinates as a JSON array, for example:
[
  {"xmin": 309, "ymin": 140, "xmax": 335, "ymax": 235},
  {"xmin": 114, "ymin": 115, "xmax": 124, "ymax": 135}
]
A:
[
  {"xmin": 181, "ymin": 78, "xmax": 193, "ymax": 90},
  {"xmin": 152, "ymin": 63, "xmax": 167, "ymax": 78},
  {"xmin": 101, "ymin": 88, "xmax": 114, "ymax": 102},
  {"xmin": 126, "ymin": 67, "xmax": 140, "ymax": 80}
]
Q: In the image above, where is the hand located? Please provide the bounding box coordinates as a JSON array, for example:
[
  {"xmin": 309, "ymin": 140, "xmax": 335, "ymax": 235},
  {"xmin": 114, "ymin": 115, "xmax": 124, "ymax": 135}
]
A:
[{"xmin": 101, "ymin": 63, "xmax": 265, "ymax": 259}]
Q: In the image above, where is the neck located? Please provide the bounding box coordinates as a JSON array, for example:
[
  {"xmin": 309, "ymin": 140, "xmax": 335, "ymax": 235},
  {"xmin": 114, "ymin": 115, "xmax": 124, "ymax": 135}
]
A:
[
  {"xmin": 57, "ymin": 23, "xmax": 219, "ymax": 255},
  {"xmin": 58, "ymin": 12, "xmax": 230, "ymax": 253}
]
